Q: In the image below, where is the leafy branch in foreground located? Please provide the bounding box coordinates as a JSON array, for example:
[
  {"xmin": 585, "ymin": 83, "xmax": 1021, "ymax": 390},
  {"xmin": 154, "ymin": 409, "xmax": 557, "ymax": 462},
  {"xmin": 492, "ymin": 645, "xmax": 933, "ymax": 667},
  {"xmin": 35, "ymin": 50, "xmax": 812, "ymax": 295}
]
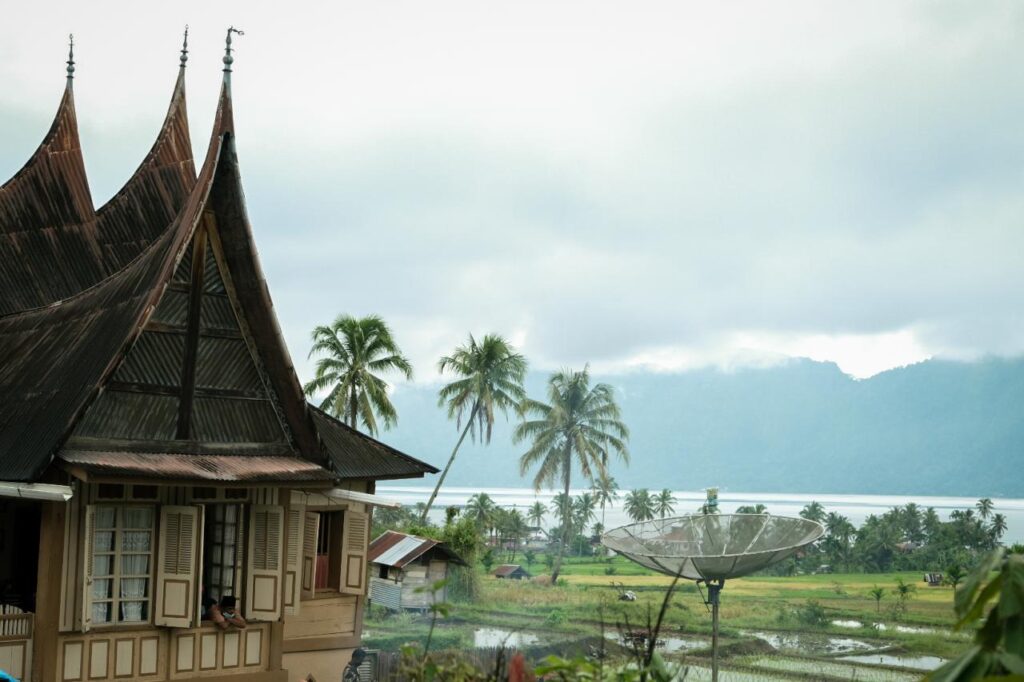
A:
[{"xmin": 927, "ymin": 548, "xmax": 1024, "ymax": 681}]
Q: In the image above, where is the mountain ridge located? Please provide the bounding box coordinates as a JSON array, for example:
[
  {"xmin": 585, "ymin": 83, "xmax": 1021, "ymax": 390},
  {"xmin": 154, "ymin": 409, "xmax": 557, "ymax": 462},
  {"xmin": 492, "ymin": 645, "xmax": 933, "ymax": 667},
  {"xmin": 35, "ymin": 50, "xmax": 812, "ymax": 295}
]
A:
[{"xmin": 370, "ymin": 356, "xmax": 1024, "ymax": 497}]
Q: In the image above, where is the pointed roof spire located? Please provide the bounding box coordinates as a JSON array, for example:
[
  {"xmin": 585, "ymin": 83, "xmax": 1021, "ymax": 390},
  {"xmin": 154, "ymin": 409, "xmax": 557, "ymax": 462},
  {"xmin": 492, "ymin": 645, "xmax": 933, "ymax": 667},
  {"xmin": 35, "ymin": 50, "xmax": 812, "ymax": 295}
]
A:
[
  {"xmin": 66, "ymin": 34, "xmax": 75, "ymax": 81},
  {"xmin": 222, "ymin": 26, "xmax": 244, "ymax": 75},
  {"xmin": 179, "ymin": 25, "xmax": 189, "ymax": 68}
]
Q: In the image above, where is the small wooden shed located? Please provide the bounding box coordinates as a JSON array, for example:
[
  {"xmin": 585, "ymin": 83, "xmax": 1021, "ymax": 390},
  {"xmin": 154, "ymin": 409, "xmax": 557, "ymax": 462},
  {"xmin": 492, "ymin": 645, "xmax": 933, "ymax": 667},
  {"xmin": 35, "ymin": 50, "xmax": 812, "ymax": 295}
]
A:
[
  {"xmin": 368, "ymin": 531, "xmax": 466, "ymax": 610},
  {"xmin": 492, "ymin": 564, "xmax": 531, "ymax": 580}
]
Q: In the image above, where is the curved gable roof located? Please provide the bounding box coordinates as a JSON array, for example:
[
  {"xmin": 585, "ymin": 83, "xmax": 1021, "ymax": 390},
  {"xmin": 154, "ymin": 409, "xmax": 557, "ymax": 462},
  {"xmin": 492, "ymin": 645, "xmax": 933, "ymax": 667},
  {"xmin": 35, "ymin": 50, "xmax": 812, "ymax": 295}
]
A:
[{"xmin": 0, "ymin": 66, "xmax": 196, "ymax": 316}]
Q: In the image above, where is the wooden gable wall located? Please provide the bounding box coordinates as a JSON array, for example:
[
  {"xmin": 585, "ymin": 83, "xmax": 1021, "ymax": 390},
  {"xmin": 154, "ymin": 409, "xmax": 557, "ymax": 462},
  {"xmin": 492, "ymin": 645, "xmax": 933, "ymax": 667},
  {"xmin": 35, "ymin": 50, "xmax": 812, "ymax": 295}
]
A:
[{"xmin": 68, "ymin": 217, "xmax": 293, "ymax": 453}]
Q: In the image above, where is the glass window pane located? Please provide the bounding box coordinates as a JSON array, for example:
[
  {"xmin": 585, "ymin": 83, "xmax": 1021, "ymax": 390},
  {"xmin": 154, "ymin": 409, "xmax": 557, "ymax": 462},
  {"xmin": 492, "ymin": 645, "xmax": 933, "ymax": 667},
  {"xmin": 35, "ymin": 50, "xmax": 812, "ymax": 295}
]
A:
[
  {"xmin": 224, "ymin": 506, "xmax": 237, "ymax": 523},
  {"xmin": 95, "ymin": 507, "xmax": 116, "ymax": 529},
  {"xmin": 120, "ymin": 578, "xmax": 148, "ymax": 599},
  {"xmin": 124, "ymin": 508, "xmax": 153, "ymax": 529},
  {"xmin": 93, "ymin": 531, "xmax": 114, "ymax": 552},
  {"xmin": 120, "ymin": 601, "xmax": 147, "ymax": 622},
  {"xmin": 122, "ymin": 555, "xmax": 150, "ymax": 576},
  {"xmin": 223, "ymin": 572, "xmax": 233, "ymax": 588},
  {"xmin": 92, "ymin": 579, "xmax": 113, "ymax": 600},
  {"xmin": 209, "ymin": 567, "xmax": 221, "ymax": 585},
  {"xmin": 93, "ymin": 555, "xmax": 114, "ymax": 576},
  {"xmin": 92, "ymin": 602, "xmax": 112, "ymax": 624},
  {"xmin": 123, "ymin": 531, "xmax": 151, "ymax": 552}
]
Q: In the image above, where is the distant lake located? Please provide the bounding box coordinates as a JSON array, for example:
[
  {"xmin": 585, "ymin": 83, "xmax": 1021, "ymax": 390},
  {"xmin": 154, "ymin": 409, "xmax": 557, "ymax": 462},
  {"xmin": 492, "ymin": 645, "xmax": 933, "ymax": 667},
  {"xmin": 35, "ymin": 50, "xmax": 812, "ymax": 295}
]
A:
[{"xmin": 377, "ymin": 485, "xmax": 1024, "ymax": 544}]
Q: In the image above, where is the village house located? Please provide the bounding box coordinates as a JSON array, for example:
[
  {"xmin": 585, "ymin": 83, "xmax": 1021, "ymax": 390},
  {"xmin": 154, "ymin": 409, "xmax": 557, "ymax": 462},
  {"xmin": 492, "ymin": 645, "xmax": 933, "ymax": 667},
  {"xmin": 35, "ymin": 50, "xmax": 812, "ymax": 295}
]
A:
[
  {"xmin": 491, "ymin": 565, "xmax": 530, "ymax": 580},
  {"xmin": 367, "ymin": 531, "xmax": 466, "ymax": 612},
  {"xmin": 0, "ymin": 32, "xmax": 436, "ymax": 682}
]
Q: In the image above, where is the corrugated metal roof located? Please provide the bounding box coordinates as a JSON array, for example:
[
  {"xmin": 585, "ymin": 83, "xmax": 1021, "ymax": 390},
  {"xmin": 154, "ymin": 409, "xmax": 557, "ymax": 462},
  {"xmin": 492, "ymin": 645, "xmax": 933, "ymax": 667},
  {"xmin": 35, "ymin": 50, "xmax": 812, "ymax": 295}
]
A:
[
  {"xmin": 368, "ymin": 530, "xmax": 466, "ymax": 568},
  {"xmin": 0, "ymin": 70, "xmax": 227, "ymax": 482},
  {"xmin": 0, "ymin": 70, "xmax": 195, "ymax": 316},
  {"xmin": 375, "ymin": 536, "xmax": 429, "ymax": 567},
  {"xmin": 59, "ymin": 450, "xmax": 334, "ymax": 482},
  {"xmin": 310, "ymin": 406, "xmax": 438, "ymax": 480},
  {"xmin": 493, "ymin": 564, "xmax": 528, "ymax": 577}
]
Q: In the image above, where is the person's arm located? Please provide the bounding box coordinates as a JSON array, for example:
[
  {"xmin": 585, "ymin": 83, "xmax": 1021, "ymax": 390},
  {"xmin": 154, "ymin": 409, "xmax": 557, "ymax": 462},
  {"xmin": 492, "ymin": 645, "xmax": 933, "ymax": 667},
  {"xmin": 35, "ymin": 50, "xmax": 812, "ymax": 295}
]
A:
[
  {"xmin": 210, "ymin": 605, "xmax": 229, "ymax": 630},
  {"xmin": 225, "ymin": 611, "xmax": 247, "ymax": 629}
]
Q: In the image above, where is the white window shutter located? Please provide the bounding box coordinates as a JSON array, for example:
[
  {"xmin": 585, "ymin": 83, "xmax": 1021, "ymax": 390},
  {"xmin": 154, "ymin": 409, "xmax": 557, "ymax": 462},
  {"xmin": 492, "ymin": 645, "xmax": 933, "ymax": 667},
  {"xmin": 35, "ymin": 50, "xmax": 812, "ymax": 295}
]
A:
[
  {"xmin": 246, "ymin": 505, "xmax": 284, "ymax": 621},
  {"xmin": 284, "ymin": 507, "xmax": 304, "ymax": 615},
  {"xmin": 81, "ymin": 505, "xmax": 95, "ymax": 633},
  {"xmin": 154, "ymin": 505, "xmax": 201, "ymax": 628},
  {"xmin": 339, "ymin": 510, "xmax": 369, "ymax": 595},
  {"xmin": 301, "ymin": 511, "xmax": 319, "ymax": 600}
]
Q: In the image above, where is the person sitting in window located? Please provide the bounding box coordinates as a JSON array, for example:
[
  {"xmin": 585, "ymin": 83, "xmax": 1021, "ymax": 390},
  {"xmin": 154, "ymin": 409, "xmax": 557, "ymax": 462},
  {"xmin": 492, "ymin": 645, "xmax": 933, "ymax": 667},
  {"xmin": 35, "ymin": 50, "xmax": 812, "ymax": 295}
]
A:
[{"xmin": 209, "ymin": 595, "xmax": 246, "ymax": 629}]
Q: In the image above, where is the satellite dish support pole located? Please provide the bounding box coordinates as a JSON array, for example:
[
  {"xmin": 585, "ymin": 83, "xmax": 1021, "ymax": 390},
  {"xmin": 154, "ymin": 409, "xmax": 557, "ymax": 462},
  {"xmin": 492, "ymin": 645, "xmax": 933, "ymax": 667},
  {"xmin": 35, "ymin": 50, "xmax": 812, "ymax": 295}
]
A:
[{"xmin": 706, "ymin": 579, "xmax": 725, "ymax": 682}]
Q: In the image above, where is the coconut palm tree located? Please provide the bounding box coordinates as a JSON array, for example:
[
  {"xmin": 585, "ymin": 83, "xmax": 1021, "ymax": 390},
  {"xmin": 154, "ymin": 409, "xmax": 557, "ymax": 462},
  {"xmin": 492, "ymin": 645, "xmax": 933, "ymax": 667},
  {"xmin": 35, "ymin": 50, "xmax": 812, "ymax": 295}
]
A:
[
  {"xmin": 573, "ymin": 494, "xmax": 598, "ymax": 552},
  {"xmin": 420, "ymin": 334, "xmax": 527, "ymax": 521},
  {"xmin": 303, "ymin": 314, "xmax": 413, "ymax": 434},
  {"xmin": 736, "ymin": 504, "xmax": 768, "ymax": 514},
  {"xmin": 800, "ymin": 501, "xmax": 826, "ymax": 524},
  {"xmin": 465, "ymin": 492, "xmax": 496, "ymax": 534},
  {"xmin": 527, "ymin": 501, "xmax": 547, "ymax": 530},
  {"xmin": 990, "ymin": 513, "xmax": 1008, "ymax": 542},
  {"xmin": 624, "ymin": 489, "xmax": 655, "ymax": 523},
  {"xmin": 976, "ymin": 498, "xmax": 995, "ymax": 521},
  {"xmin": 923, "ymin": 507, "xmax": 942, "ymax": 540},
  {"xmin": 516, "ymin": 367, "xmax": 629, "ymax": 582},
  {"xmin": 592, "ymin": 472, "xmax": 620, "ymax": 530},
  {"xmin": 654, "ymin": 489, "xmax": 677, "ymax": 519}
]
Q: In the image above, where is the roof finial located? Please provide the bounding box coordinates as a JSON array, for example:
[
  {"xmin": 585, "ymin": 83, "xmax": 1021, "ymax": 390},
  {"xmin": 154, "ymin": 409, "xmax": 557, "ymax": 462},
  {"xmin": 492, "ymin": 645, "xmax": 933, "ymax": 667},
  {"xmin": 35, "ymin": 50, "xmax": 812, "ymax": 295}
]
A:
[
  {"xmin": 179, "ymin": 25, "xmax": 189, "ymax": 68},
  {"xmin": 66, "ymin": 34, "xmax": 75, "ymax": 80},
  {"xmin": 223, "ymin": 26, "xmax": 244, "ymax": 74}
]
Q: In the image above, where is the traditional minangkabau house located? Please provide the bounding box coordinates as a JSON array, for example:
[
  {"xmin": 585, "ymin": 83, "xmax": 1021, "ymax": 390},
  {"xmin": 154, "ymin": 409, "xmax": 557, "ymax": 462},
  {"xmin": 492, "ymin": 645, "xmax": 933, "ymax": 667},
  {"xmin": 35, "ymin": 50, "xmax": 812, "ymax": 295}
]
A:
[{"xmin": 0, "ymin": 31, "xmax": 437, "ymax": 682}]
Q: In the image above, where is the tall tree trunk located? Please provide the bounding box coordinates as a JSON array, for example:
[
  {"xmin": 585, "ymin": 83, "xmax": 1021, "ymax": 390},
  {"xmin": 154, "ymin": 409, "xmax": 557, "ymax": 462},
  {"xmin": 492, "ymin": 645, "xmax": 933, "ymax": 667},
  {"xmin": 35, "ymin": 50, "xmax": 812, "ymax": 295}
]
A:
[
  {"xmin": 349, "ymin": 385, "xmax": 358, "ymax": 429},
  {"xmin": 420, "ymin": 403, "xmax": 479, "ymax": 523},
  {"xmin": 550, "ymin": 449, "xmax": 572, "ymax": 584}
]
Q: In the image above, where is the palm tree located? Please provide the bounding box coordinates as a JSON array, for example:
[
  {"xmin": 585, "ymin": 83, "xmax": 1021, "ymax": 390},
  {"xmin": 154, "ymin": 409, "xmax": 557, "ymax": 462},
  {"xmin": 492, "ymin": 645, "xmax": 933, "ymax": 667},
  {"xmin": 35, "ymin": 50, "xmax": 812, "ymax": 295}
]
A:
[
  {"xmin": 623, "ymin": 489, "xmax": 655, "ymax": 523},
  {"xmin": 976, "ymin": 498, "xmax": 995, "ymax": 521},
  {"xmin": 990, "ymin": 513, "xmax": 1008, "ymax": 542},
  {"xmin": 573, "ymin": 494, "xmax": 598, "ymax": 553},
  {"xmin": 303, "ymin": 314, "xmax": 413, "ymax": 434},
  {"xmin": 527, "ymin": 501, "xmax": 547, "ymax": 530},
  {"xmin": 420, "ymin": 334, "xmax": 528, "ymax": 521},
  {"xmin": 465, "ymin": 492, "xmax": 496, "ymax": 536},
  {"xmin": 516, "ymin": 367, "xmax": 629, "ymax": 582},
  {"xmin": 736, "ymin": 504, "xmax": 768, "ymax": 514},
  {"xmin": 654, "ymin": 489, "xmax": 677, "ymax": 519},
  {"xmin": 923, "ymin": 507, "xmax": 942, "ymax": 540},
  {"xmin": 800, "ymin": 501, "xmax": 826, "ymax": 523},
  {"xmin": 550, "ymin": 492, "xmax": 574, "ymax": 528},
  {"xmin": 591, "ymin": 472, "xmax": 620, "ymax": 530}
]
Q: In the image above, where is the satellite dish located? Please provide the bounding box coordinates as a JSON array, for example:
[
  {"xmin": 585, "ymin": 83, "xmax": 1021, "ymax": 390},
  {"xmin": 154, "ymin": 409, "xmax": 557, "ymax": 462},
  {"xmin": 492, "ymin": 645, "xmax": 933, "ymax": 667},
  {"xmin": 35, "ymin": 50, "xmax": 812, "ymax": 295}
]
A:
[{"xmin": 602, "ymin": 514, "xmax": 824, "ymax": 682}]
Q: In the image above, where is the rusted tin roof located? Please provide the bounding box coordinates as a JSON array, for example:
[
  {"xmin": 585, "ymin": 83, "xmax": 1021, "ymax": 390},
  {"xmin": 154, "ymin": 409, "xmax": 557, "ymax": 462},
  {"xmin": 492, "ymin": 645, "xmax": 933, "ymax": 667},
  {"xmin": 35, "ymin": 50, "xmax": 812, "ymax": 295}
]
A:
[
  {"xmin": 368, "ymin": 530, "xmax": 466, "ymax": 568},
  {"xmin": 0, "ymin": 69, "xmax": 195, "ymax": 316},
  {"xmin": 59, "ymin": 450, "xmax": 334, "ymax": 482},
  {"xmin": 310, "ymin": 405, "xmax": 438, "ymax": 480},
  {"xmin": 492, "ymin": 564, "xmax": 529, "ymax": 577},
  {"xmin": 0, "ymin": 68, "xmax": 231, "ymax": 481},
  {"xmin": 0, "ymin": 56, "xmax": 434, "ymax": 486}
]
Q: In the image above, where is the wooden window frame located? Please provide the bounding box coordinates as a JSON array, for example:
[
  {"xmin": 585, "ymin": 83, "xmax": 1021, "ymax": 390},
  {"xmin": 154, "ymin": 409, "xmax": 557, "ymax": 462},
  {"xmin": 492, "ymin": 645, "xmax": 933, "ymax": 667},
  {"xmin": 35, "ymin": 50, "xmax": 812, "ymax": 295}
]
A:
[
  {"xmin": 201, "ymin": 503, "xmax": 246, "ymax": 605},
  {"xmin": 88, "ymin": 505, "xmax": 156, "ymax": 627}
]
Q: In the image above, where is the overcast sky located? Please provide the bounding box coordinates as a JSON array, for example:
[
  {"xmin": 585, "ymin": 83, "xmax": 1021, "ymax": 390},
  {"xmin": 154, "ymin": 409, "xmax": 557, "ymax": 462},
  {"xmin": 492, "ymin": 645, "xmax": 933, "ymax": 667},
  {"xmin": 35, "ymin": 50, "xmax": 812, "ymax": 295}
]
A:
[{"xmin": 2, "ymin": 1, "xmax": 1023, "ymax": 381}]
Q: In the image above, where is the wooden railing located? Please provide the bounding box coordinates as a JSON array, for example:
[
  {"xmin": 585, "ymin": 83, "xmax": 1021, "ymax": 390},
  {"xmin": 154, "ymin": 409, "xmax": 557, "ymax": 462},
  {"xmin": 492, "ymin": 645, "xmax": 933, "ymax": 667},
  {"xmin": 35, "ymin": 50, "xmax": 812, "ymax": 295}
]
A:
[{"xmin": 0, "ymin": 605, "xmax": 32, "ymax": 640}]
